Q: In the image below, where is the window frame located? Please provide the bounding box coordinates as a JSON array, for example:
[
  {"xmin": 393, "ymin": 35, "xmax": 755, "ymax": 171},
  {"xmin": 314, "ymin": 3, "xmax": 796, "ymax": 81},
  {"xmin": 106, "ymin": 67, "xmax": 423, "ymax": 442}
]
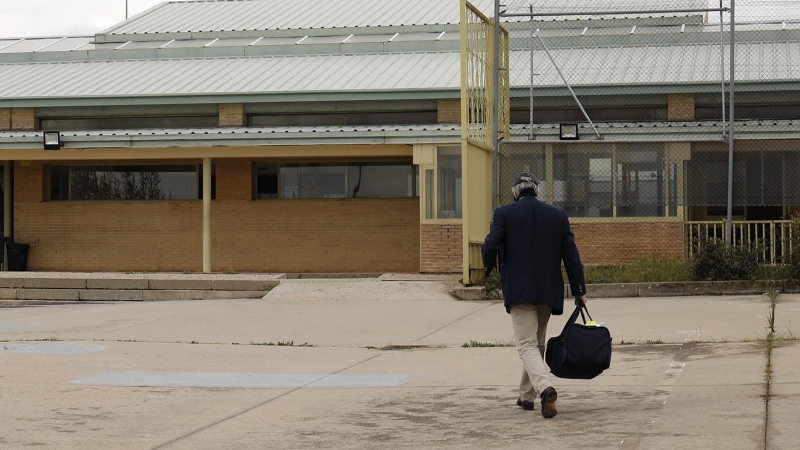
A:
[
  {"xmin": 418, "ymin": 145, "xmax": 463, "ymax": 224},
  {"xmin": 252, "ymin": 159, "xmax": 417, "ymax": 201},
  {"xmin": 547, "ymin": 143, "xmax": 681, "ymax": 221},
  {"xmin": 45, "ymin": 162, "xmax": 214, "ymax": 202}
]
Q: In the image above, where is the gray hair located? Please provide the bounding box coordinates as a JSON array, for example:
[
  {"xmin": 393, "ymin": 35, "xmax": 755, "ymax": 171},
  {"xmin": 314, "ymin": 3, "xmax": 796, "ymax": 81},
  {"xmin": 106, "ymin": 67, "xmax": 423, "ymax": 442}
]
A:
[{"xmin": 512, "ymin": 174, "xmax": 539, "ymax": 198}]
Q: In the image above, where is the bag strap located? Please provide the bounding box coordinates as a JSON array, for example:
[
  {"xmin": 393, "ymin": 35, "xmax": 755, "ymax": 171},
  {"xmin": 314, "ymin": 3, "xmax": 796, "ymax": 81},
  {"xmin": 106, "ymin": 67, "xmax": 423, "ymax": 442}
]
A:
[
  {"xmin": 578, "ymin": 304, "xmax": 594, "ymax": 323},
  {"xmin": 560, "ymin": 304, "xmax": 583, "ymax": 335}
]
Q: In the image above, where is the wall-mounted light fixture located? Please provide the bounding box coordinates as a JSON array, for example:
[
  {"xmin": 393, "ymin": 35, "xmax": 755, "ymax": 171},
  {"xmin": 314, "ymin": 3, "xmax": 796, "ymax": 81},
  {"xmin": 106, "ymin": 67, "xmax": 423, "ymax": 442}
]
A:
[
  {"xmin": 559, "ymin": 123, "xmax": 579, "ymax": 140},
  {"xmin": 43, "ymin": 131, "xmax": 62, "ymax": 150}
]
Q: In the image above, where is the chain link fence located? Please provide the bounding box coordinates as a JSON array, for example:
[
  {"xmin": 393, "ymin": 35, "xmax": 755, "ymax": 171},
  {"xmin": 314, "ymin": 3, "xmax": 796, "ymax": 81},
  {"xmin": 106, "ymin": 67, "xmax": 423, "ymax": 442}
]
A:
[{"xmin": 495, "ymin": 0, "xmax": 800, "ymax": 264}]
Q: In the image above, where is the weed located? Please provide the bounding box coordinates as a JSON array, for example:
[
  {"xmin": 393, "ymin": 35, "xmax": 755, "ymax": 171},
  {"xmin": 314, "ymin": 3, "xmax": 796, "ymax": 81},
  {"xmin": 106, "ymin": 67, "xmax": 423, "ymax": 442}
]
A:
[
  {"xmin": 249, "ymin": 341, "xmax": 313, "ymax": 347},
  {"xmin": 377, "ymin": 344, "xmax": 432, "ymax": 350},
  {"xmin": 767, "ymin": 290, "xmax": 779, "ymax": 333},
  {"xmin": 461, "ymin": 339, "xmax": 515, "ymax": 348},
  {"xmin": 616, "ymin": 338, "xmax": 665, "ymax": 345}
]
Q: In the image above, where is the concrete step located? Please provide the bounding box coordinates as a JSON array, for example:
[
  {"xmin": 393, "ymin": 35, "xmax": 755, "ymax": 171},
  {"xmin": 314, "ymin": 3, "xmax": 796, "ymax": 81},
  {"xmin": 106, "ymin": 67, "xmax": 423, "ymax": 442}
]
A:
[
  {"xmin": 0, "ymin": 288, "xmax": 269, "ymax": 304},
  {"xmin": 0, "ymin": 277, "xmax": 279, "ymax": 291}
]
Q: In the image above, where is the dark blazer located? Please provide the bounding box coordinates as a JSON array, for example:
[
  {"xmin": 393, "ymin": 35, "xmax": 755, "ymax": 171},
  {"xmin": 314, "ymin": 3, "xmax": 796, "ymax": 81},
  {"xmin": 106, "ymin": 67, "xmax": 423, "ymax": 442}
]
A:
[{"xmin": 482, "ymin": 195, "xmax": 586, "ymax": 315}]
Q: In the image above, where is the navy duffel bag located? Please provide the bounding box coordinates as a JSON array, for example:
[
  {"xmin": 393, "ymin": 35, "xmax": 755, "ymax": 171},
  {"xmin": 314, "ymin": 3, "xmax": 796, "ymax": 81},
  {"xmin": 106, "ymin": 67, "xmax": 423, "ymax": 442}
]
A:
[{"xmin": 545, "ymin": 304, "xmax": 612, "ymax": 379}]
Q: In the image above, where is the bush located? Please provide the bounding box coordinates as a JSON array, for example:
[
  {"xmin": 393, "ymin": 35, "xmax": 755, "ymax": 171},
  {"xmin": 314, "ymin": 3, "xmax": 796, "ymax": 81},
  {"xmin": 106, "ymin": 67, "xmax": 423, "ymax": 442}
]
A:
[
  {"xmin": 692, "ymin": 237, "xmax": 765, "ymax": 281},
  {"xmin": 787, "ymin": 216, "xmax": 800, "ymax": 280},
  {"xmin": 483, "ymin": 271, "xmax": 502, "ymax": 299}
]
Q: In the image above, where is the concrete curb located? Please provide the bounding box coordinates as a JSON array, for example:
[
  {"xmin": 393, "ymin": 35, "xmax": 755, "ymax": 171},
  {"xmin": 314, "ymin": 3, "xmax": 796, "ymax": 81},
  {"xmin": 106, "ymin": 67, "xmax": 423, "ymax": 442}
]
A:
[{"xmin": 452, "ymin": 279, "xmax": 798, "ymax": 300}]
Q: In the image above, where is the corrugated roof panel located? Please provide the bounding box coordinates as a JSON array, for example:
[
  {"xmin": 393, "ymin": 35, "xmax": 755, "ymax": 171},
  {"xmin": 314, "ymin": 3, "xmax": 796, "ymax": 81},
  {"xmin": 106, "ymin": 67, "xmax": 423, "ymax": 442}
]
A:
[
  {"xmin": 0, "ymin": 38, "xmax": 62, "ymax": 53},
  {"xmin": 502, "ymin": 0, "xmax": 708, "ymax": 19},
  {"xmin": 166, "ymin": 39, "xmax": 217, "ymax": 48},
  {"xmin": 346, "ymin": 34, "xmax": 395, "ymax": 44},
  {"xmin": 0, "ymin": 52, "xmax": 461, "ymax": 100},
  {"xmin": 102, "ymin": 0, "xmax": 495, "ymax": 36},
  {"xmin": 513, "ymin": 41, "xmax": 800, "ymax": 88},
  {"xmin": 37, "ymin": 37, "xmax": 93, "ymax": 52}
]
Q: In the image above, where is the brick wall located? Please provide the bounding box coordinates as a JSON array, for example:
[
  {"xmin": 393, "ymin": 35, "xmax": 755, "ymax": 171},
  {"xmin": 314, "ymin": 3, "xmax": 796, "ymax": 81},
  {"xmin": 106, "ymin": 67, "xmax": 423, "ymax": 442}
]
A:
[
  {"xmin": 14, "ymin": 159, "xmax": 420, "ymax": 273},
  {"xmin": 667, "ymin": 94, "xmax": 695, "ymax": 121},
  {"xmin": 212, "ymin": 159, "xmax": 420, "ymax": 273},
  {"xmin": 14, "ymin": 162, "xmax": 202, "ymax": 272},
  {"xmin": 219, "ymin": 104, "xmax": 245, "ymax": 127},
  {"xmin": 0, "ymin": 109, "xmax": 10, "ymax": 130},
  {"xmin": 420, "ymin": 223, "xmax": 462, "ymax": 273},
  {"xmin": 571, "ymin": 221, "xmax": 685, "ymax": 264},
  {"xmin": 437, "ymin": 99, "xmax": 461, "ymax": 124},
  {"xmin": 11, "ymin": 108, "xmax": 36, "ymax": 130}
]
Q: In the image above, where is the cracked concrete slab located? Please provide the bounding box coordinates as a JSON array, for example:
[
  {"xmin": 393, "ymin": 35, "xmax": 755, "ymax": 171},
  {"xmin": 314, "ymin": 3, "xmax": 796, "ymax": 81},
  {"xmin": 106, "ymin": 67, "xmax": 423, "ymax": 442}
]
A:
[{"xmin": 0, "ymin": 283, "xmax": 794, "ymax": 449}]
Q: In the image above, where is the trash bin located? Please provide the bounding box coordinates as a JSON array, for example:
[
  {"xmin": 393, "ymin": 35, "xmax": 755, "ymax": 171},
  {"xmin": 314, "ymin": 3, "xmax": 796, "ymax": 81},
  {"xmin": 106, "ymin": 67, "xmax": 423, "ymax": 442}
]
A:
[{"xmin": 6, "ymin": 243, "xmax": 29, "ymax": 272}]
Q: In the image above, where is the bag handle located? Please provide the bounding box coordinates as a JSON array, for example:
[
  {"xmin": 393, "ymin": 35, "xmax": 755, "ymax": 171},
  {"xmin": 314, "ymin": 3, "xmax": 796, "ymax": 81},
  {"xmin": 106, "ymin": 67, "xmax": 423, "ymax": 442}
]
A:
[
  {"xmin": 560, "ymin": 303, "xmax": 594, "ymax": 335},
  {"xmin": 579, "ymin": 304, "xmax": 594, "ymax": 323}
]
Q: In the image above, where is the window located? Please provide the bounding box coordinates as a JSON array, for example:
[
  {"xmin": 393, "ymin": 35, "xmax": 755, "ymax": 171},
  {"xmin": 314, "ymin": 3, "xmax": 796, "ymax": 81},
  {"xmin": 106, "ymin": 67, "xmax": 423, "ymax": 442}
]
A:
[
  {"xmin": 437, "ymin": 147, "xmax": 462, "ymax": 219},
  {"xmin": 550, "ymin": 143, "xmax": 674, "ymax": 218},
  {"xmin": 419, "ymin": 146, "xmax": 463, "ymax": 220},
  {"xmin": 254, "ymin": 162, "xmax": 416, "ymax": 199},
  {"xmin": 553, "ymin": 148, "xmax": 613, "ymax": 218},
  {"xmin": 616, "ymin": 146, "xmax": 662, "ymax": 217},
  {"xmin": 425, "ymin": 169, "xmax": 435, "ymax": 219},
  {"xmin": 48, "ymin": 164, "xmax": 214, "ymax": 201}
]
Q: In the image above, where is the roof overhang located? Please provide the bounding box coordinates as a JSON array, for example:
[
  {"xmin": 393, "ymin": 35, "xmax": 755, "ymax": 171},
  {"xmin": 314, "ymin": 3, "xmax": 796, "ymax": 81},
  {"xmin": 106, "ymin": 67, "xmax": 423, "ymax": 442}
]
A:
[
  {"xmin": 513, "ymin": 119, "xmax": 800, "ymax": 142},
  {"xmin": 0, "ymin": 89, "xmax": 461, "ymax": 109},
  {"xmin": 0, "ymin": 124, "xmax": 462, "ymax": 151}
]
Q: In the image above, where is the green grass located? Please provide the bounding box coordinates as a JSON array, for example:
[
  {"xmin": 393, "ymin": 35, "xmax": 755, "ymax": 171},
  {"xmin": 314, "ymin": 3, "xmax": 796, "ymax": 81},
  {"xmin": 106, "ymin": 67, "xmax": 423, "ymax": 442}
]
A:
[{"xmin": 578, "ymin": 258, "xmax": 693, "ymax": 284}]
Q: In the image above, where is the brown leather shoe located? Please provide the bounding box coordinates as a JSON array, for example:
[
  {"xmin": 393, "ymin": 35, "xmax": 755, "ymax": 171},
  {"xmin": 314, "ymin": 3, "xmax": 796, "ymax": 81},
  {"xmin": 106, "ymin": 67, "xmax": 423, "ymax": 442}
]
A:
[
  {"xmin": 516, "ymin": 398, "xmax": 534, "ymax": 411},
  {"xmin": 540, "ymin": 387, "xmax": 557, "ymax": 418}
]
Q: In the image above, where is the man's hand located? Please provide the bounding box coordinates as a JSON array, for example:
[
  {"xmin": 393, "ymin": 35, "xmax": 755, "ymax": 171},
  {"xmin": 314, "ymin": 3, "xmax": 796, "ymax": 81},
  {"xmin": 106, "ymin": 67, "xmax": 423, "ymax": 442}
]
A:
[{"xmin": 574, "ymin": 295, "xmax": 587, "ymax": 306}]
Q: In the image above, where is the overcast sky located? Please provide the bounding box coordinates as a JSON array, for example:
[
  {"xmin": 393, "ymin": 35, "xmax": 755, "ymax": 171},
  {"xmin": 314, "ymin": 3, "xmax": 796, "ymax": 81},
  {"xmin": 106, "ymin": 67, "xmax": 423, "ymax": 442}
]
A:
[{"xmin": 0, "ymin": 0, "xmax": 186, "ymax": 38}]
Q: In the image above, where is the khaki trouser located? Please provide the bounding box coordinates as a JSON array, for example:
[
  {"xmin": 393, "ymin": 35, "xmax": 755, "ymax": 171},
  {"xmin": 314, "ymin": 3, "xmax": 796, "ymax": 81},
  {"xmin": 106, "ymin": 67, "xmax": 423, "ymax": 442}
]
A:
[{"xmin": 510, "ymin": 304, "xmax": 553, "ymax": 402}]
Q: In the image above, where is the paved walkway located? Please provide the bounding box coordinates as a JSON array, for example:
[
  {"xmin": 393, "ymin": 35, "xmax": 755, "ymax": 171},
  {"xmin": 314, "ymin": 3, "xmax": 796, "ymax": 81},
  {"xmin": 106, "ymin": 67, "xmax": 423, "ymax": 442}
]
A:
[{"xmin": 0, "ymin": 279, "xmax": 797, "ymax": 449}]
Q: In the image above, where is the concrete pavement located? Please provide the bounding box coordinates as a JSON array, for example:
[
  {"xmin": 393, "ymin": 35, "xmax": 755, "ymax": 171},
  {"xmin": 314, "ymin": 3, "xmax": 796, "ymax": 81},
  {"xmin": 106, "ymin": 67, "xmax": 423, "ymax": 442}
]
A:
[{"xmin": 0, "ymin": 279, "xmax": 796, "ymax": 449}]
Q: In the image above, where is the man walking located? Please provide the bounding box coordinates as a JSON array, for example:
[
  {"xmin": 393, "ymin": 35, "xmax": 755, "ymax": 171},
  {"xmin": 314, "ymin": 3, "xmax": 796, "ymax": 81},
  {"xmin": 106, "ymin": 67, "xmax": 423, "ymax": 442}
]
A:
[{"xmin": 482, "ymin": 173, "xmax": 587, "ymax": 419}]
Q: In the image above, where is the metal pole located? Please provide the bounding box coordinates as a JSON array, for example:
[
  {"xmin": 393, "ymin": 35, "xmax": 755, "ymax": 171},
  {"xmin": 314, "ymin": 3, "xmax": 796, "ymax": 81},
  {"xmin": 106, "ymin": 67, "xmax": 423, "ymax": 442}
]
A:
[
  {"xmin": 126, "ymin": 0, "xmax": 128, "ymax": 19},
  {"xmin": 726, "ymin": 0, "xmax": 735, "ymax": 245},
  {"xmin": 533, "ymin": 32, "xmax": 601, "ymax": 139},
  {"xmin": 720, "ymin": 0, "xmax": 726, "ymax": 138},
  {"xmin": 492, "ymin": 0, "xmax": 500, "ymax": 210},
  {"xmin": 529, "ymin": 6, "xmax": 534, "ymax": 140},
  {"xmin": 203, "ymin": 158, "xmax": 211, "ymax": 272}
]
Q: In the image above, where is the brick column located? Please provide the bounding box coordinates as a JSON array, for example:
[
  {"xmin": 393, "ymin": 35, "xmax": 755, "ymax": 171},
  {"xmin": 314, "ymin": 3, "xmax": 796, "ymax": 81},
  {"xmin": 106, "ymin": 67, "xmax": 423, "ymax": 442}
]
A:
[
  {"xmin": 437, "ymin": 99, "xmax": 461, "ymax": 124},
  {"xmin": 667, "ymin": 94, "xmax": 695, "ymax": 121},
  {"xmin": 0, "ymin": 109, "xmax": 10, "ymax": 130},
  {"xmin": 421, "ymin": 223, "xmax": 463, "ymax": 273},
  {"xmin": 219, "ymin": 103, "xmax": 246, "ymax": 127},
  {"xmin": 11, "ymin": 108, "xmax": 36, "ymax": 130}
]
